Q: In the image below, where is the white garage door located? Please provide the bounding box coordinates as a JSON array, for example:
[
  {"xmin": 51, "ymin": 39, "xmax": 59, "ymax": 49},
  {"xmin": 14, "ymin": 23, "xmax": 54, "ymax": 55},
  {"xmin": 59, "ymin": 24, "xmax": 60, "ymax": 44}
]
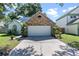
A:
[{"xmin": 28, "ymin": 26, "xmax": 51, "ymax": 36}]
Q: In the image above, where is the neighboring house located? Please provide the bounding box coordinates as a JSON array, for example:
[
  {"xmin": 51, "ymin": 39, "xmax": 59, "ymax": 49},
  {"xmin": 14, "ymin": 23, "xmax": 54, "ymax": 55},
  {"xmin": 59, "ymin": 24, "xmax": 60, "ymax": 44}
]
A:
[
  {"xmin": 56, "ymin": 6, "xmax": 79, "ymax": 35},
  {"xmin": 25, "ymin": 11, "xmax": 55, "ymax": 36},
  {"xmin": 8, "ymin": 20, "xmax": 22, "ymax": 35},
  {"xmin": 0, "ymin": 21, "xmax": 6, "ymax": 33}
]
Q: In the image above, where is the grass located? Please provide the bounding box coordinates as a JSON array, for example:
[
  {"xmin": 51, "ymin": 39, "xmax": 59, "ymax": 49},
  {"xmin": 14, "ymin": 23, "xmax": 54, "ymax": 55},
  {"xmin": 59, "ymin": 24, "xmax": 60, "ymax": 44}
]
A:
[
  {"xmin": 60, "ymin": 34, "xmax": 79, "ymax": 43},
  {"xmin": 0, "ymin": 34, "xmax": 20, "ymax": 48}
]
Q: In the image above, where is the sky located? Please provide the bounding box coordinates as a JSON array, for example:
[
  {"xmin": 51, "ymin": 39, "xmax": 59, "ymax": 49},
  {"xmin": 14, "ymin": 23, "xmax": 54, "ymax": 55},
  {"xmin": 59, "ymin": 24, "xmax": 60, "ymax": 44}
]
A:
[{"xmin": 41, "ymin": 3, "xmax": 79, "ymax": 22}]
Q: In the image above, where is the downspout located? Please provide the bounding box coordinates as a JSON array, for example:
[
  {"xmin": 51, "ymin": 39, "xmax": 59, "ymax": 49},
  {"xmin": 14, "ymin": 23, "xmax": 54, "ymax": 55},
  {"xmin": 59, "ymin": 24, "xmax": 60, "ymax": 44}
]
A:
[
  {"xmin": 78, "ymin": 23, "xmax": 79, "ymax": 35},
  {"xmin": 66, "ymin": 16, "xmax": 68, "ymax": 33}
]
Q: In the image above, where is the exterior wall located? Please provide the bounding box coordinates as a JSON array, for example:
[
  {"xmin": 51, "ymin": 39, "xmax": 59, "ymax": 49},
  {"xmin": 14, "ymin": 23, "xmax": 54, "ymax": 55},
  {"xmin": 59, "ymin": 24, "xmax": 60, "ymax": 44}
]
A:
[
  {"xmin": 56, "ymin": 17, "xmax": 67, "ymax": 28},
  {"xmin": 65, "ymin": 24, "xmax": 78, "ymax": 35},
  {"xmin": 56, "ymin": 7, "xmax": 79, "ymax": 28},
  {"xmin": 8, "ymin": 20, "xmax": 21, "ymax": 34},
  {"xmin": 67, "ymin": 16, "xmax": 75, "ymax": 23},
  {"xmin": 56, "ymin": 7, "xmax": 79, "ymax": 35},
  {"xmin": 67, "ymin": 15, "xmax": 79, "ymax": 23},
  {"xmin": 27, "ymin": 12, "xmax": 55, "ymax": 26},
  {"xmin": 73, "ymin": 19, "xmax": 79, "ymax": 23}
]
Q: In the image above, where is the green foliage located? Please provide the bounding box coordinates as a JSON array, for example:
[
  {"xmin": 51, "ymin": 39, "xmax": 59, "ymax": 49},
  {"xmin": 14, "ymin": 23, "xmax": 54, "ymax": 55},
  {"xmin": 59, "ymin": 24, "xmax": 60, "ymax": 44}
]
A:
[
  {"xmin": 0, "ymin": 3, "xmax": 6, "ymax": 12},
  {"xmin": 8, "ymin": 12, "xmax": 18, "ymax": 20},
  {"xmin": 7, "ymin": 29, "xmax": 12, "ymax": 35},
  {"xmin": 68, "ymin": 41, "xmax": 79, "ymax": 49},
  {"xmin": 16, "ymin": 3, "xmax": 42, "ymax": 17},
  {"xmin": 0, "ymin": 34, "xmax": 20, "ymax": 48},
  {"xmin": 0, "ymin": 45, "xmax": 12, "ymax": 56},
  {"xmin": 0, "ymin": 3, "xmax": 15, "ymax": 19},
  {"xmin": 52, "ymin": 26, "xmax": 62, "ymax": 39},
  {"xmin": 10, "ymin": 35, "xmax": 15, "ymax": 40},
  {"xmin": 0, "ymin": 13, "xmax": 5, "ymax": 19},
  {"xmin": 61, "ymin": 34, "xmax": 79, "ymax": 49},
  {"xmin": 0, "ymin": 3, "xmax": 16, "ymax": 12},
  {"xmin": 57, "ymin": 3, "xmax": 64, "ymax": 7},
  {"xmin": 61, "ymin": 34, "xmax": 79, "ymax": 43},
  {"xmin": 21, "ymin": 23, "xmax": 27, "ymax": 37}
]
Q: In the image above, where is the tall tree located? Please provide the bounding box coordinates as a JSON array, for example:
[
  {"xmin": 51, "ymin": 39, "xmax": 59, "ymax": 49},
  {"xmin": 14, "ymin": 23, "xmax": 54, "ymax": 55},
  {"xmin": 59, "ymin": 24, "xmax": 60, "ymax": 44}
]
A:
[
  {"xmin": 57, "ymin": 3, "xmax": 64, "ymax": 7},
  {"xmin": 0, "ymin": 3, "xmax": 16, "ymax": 19},
  {"xmin": 16, "ymin": 3, "xmax": 42, "ymax": 17},
  {"xmin": 8, "ymin": 12, "xmax": 18, "ymax": 20},
  {"xmin": 0, "ymin": 3, "xmax": 6, "ymax": 19}
]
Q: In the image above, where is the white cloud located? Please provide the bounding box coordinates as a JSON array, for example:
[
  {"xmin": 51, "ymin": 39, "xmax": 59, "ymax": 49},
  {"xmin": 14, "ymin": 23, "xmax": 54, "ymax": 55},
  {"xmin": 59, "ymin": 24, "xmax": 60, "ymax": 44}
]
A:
[
  {"xmin": 62, "ymin": 9, "xmax": 67, "ymax": 13},
  {"xmin": 46, "ymin": 8, "xmax": 58, "ymax": 17},
  {"xmin": 68, "ymin": 6, "xmax": 76, "ymax": 10},
  {"xmin": 54, "ymin": 8, "xmax": 58, "ymax": 10},
  {"xmin": 62, "ymin": 6, "xmax": 77, "ymax": 13}
]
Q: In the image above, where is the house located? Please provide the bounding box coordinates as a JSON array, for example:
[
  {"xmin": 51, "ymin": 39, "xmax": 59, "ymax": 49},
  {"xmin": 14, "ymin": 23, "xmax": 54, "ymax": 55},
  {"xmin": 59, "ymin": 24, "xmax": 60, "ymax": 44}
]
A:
[
  {"xmin": 56, "ymin": 6, "xmax": 79, "ymax": 35},
  {"xmin": 8, "ymin": 11, "xmax": 55, "ymax": 36},
  {"xmin": 8, "ymin": 20, "xmax": 22, "ymax": 35},
  {"xmin": 25, "ymin": 11, "xmax": 55, "ymax": 36},
  {"xmin": 0, "ymin": 21, "xmax": 6, "ymax": 33}
]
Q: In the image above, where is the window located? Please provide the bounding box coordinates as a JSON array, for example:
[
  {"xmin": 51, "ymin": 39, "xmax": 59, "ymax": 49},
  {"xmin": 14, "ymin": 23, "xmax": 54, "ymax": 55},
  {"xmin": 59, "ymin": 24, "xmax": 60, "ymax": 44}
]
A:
[
  {"xmin": 38, "ymin": 15, "xmax": 41, "ymax": 18},
  {"xmin": 70, "ymin": 16, "xmax": 73, "ymax": 18},
  {"xmin": 73, "ymin": 16, "xmax": 76, "ymax": 18},
  {"xmin": 70, "ymin": 16, "xmax": 76, "ymax": 18}
]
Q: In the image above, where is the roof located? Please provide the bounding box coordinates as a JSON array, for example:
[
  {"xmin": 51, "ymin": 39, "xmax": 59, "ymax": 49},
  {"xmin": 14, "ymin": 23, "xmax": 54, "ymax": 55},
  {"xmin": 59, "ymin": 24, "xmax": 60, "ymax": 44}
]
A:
[
  {"xmin": 18, "ymin": 17, "xmax": 29, "ymax": 22},
  {"xmin": 56, "ymin": 6, "xmax": 79, "ymax": 21},
  {"xmin": 27, "ymin": 11, "xmax": 55, "ymax": 24},
  {"xmin": 8, "ymin": 20, "xmax": 22, "ymax": 26},
  {"xmin": 67, "ymin": 18, "xmax": 79, "ymax": 25}
]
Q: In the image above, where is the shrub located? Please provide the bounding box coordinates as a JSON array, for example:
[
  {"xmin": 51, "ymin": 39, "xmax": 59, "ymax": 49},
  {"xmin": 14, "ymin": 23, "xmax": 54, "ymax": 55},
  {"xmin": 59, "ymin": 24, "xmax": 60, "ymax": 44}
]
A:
[
  {"xmin": 52, "ymin": 26, "xmax": 62, "ymax": 39},
  {"xmin": 0, "ymin": 45, "xmax": 12, "ymax": 56},
  {"xmin": 68, "ymin": 41, "xmax": 79, "ymax": 49},
  {"xmin": 7, "ymin": 29, "xmax": 12, "ymax": 35},
  {"xmin": 10, "ymin": 35, "xmax": 15, "ymax": 40},
  {"xmin": 61, "ymin": 28, "xmax": 65, "ymax": 33},
  {"xmin": 21, "ymin": 23, "xmax": 27, "ymax": 37}
]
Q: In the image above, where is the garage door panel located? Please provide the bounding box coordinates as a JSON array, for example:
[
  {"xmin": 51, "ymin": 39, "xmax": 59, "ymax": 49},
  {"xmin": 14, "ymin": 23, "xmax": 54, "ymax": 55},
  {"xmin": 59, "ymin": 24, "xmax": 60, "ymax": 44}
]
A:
[{"xmin": 28, "ymin": 26, "xmax": 51, "ymax": 36}]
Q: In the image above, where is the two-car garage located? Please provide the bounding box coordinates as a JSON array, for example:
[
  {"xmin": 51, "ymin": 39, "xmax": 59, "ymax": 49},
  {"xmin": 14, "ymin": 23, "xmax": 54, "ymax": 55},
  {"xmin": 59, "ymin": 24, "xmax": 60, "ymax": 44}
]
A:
[
  {"xmin": 28, "ymin": 26, "xmax": 51, "ymax": 36},
  {"xmin": 26, "ymin": 11, "xmax": 55, "ymax": 37}
]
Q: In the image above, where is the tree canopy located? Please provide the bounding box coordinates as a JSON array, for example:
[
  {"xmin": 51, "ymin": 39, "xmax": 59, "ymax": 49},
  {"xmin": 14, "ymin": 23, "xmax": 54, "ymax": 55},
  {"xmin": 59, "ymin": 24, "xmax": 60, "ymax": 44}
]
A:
[
  {"xmin": 0, "ymin": 3, "xmax": 16, "ymax": 19},
  {"xmin": 15, "ymin": 3, "xmax": 42, "ymax": 17}
]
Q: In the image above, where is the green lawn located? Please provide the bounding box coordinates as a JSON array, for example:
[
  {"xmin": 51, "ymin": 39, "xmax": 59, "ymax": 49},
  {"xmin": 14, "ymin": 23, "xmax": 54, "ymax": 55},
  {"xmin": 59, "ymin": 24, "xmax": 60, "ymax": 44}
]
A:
[
  {"xmin": 0, "ymin": 34, "xmax": 20, "ymax": 48},
  {"xmin": 60, "ymin": 34, "xmax": 79, "ymax": 43}
]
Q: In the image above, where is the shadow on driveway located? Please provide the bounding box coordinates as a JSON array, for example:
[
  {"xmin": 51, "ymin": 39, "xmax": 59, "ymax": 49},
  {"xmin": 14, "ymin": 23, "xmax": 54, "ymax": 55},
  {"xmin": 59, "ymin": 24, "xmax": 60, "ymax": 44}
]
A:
[
  {"xmin": 52, "ymin": 45, "xmax": 79, "ymax": 56},
  {"xmin": 26, "ymin": 36, "xmax": 55, "ymax": 41},
  {"xmin": 9, "ymin": 46, "xmax": 43, "ymax": 56}
]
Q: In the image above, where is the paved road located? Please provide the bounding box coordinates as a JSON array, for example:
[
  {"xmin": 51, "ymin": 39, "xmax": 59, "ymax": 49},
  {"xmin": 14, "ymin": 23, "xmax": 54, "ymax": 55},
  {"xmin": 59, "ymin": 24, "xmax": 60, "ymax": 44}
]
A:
[{"xmin": 9, "ymin": 37, "xmax": 78, "ymax": 56}]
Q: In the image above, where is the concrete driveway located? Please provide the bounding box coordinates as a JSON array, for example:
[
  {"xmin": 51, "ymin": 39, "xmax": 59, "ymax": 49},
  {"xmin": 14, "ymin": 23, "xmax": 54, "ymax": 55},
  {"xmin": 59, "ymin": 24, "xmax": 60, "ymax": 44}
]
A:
[{"xmin": 9, "ymin": 36, "xmax": 78, "ymax": 56}]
